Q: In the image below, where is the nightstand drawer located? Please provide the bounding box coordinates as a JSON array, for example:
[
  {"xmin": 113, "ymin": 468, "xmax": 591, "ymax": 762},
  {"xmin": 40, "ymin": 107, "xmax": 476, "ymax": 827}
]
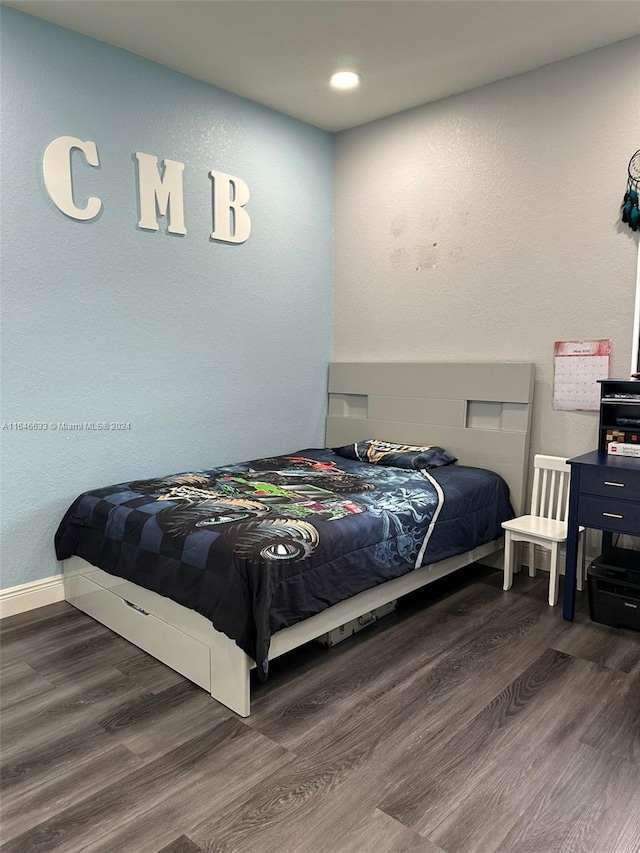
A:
[
  {"xmin": 579, "ymin": 466, "xmax": 640, "ymax": 502},
  {"xmin": 579, "ymin": 495, "xmax": 640, "ymax": 535}
]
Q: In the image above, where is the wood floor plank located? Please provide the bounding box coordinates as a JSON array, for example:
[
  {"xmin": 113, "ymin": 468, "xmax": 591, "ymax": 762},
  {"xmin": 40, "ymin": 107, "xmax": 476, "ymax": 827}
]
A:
[
  {"xmin": 377, "ymin": 649, "xmax": 584, "ymax": 840},
  {"xmin": 184, "ymin": 585, "xmax": 574, "ymax": 852},
  {"xmin": 1, "ymin": 570, "xmax": 638, "ymax": 853},
  {"xmin": 611, "ymin": 789, "xmax": 640, "ymax": 853},
  {"xmin": 250, "ymin": 583, "xmax": 562, "ymax": 755},
  {"xmin": 579, "ymin": 669, "xmax": 640, "ymax": 766},
  {"xmin": 0, "ymin": 601, "xmax": 79, "ymax": 636},
  {"xmin": 2, "ymin": 719, "xmax": 293, "ymax": 853},
  {"xmin": 479, "ymin": 568, "xmax": 553, "ymax": 602},
  {"xmin": 26, "ymin": 630, "xmax": 158, "ymax": 684},
  {"xmin": 155, "ymin": 836, "xmax": 205, "ymax": 853},
  {"xmin": 0, "ymin": 664, "xmax": 151, "ymax": 763},
  {"xmin": 187, "ymin": 745, "xmax": 370, "ymax": 853},
  {"xmin": 185, "ymin": 596, "xmax": 565, "ymax": 853},
  {"xmin": 114, "ymin": 650, "xmax": 185, "ymax": 694},
  {"xmin": 392, "ymin": 655, "xmax": 627, "ymax": 852},
  {"xmin": 247, "ymin": 580, "xmax": 500, "ymax": 745},
  {"xmin": 492, "ymin": 743, "xmax": 640, "ymax": 853},
  {"xmin": 79, "ymin": 720, "xmax": 294, "ymax": 853},
  {"xmin": 1, "ymin": 719, "xmax": 137, "ymax": 797},
  {"xmin": 284, "ymin": 590, "xmax": 567, "ymax": 769},
  {"xmin": 0, "ymin": 603, "xmax": 103, "ymax": 663},
  {"xmin": 337, "ymin": 809, "xmax": 447, "ymax": 853},
  {"xmin": 551, "ymin": 613, "xmax": 640, "ymax": 674},
  {"xmin": 97, "ymin": 680, "xmax": 230, "ymax": 760},
  {"xmin": 0, "ymin": 660, "xmax": 54, "ymax": 710},
  {"xmin": 191, "ymin": 763, "xmax": 446, "ymax": 853},
  {"xmin": 1, "ymin": 739, "xmax": 143, "ymax": 843}
]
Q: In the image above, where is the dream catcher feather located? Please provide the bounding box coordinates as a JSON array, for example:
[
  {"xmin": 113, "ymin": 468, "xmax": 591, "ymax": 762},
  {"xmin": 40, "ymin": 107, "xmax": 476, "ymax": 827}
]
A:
[{"xmin": 622, "ymin": 149, "xmax": 640, "ymax": 232}]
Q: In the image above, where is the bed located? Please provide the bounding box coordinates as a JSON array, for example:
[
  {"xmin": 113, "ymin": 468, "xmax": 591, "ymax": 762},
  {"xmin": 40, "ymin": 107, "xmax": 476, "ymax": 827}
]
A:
[{"xmin": 58, "ymin": 362, "xmax": 534, "ymax": 716}]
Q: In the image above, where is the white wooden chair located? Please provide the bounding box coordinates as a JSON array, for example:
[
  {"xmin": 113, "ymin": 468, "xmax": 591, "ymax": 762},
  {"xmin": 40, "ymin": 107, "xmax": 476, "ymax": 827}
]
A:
[{"xmin": 502, "ymin": 454, "xmax": 585, "ymax": 606}]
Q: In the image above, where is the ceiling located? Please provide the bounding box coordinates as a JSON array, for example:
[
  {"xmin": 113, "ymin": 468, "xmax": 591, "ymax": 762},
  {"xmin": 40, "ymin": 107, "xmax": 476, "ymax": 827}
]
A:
[{"xmin": 4, "ymin": 0, "xmax": 639, "ymax": 132}]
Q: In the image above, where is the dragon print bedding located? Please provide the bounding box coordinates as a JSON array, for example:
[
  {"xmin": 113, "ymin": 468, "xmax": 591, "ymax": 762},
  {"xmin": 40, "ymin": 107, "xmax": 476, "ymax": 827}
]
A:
[{"xmin": 55, "ymin": 448, "xmax": 514, "ymax": 678}]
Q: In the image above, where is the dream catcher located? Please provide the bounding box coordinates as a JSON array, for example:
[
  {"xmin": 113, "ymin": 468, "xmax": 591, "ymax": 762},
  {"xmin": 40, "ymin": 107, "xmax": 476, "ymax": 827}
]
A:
[{"xmin": 621, "ymin": 149, "xmax": 640, "ymax": 232}]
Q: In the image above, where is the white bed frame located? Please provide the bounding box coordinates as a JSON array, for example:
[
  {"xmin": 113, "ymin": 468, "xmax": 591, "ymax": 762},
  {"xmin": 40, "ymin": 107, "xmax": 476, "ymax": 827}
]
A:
[{"xmin": 63, "ymin": 362, "xmax": 534, "ymax": 716}]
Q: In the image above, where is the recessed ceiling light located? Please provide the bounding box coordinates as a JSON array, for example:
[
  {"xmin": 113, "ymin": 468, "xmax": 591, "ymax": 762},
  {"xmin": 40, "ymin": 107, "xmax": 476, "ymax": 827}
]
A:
[{"xmin": 329, "ymin": 71, "xmax": 361, "ymax": 90}]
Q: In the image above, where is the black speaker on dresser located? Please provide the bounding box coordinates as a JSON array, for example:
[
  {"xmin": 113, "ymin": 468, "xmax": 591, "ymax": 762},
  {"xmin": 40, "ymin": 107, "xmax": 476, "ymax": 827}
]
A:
[{"xmin": 587, "ymin": 547, "xmax": 640, "ymax": 631}]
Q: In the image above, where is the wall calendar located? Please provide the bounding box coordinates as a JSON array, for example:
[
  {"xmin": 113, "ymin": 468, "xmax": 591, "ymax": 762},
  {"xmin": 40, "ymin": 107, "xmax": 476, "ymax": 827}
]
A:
[{"xmin": 552, "ymin": 340, "xmax": 611, "ymax": 412}]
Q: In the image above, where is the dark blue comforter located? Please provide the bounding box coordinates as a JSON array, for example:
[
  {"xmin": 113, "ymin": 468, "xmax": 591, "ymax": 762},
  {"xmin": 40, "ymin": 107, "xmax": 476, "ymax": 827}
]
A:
[{"xmin": 55, "ymin": 449, "xmax": 513, "ymax": 677}]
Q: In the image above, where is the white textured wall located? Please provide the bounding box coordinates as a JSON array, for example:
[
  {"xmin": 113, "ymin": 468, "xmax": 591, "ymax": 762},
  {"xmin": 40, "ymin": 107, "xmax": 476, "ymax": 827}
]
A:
[{"xmin": 334, "ymin": 38, "xmax": 639, "ymax": 466}]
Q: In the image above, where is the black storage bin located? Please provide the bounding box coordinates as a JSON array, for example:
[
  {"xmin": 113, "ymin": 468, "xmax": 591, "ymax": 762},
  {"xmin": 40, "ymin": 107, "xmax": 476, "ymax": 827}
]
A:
[{"xmin": 587, "ymin": 547, "xmax": 640, "ymax": 631}]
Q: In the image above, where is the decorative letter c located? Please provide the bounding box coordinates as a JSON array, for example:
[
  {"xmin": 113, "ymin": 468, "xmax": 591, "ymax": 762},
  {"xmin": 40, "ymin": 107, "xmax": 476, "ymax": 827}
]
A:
[{"xmin": 43, "ymin": 136, "xmax": 102, "ymax": 221}]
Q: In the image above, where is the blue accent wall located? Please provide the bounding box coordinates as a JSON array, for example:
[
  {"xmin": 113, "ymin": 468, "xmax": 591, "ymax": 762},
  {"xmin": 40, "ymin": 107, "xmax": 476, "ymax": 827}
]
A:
[{"xmin": 0, "ymin": 8, "xmax": 333, "ymax": 588}]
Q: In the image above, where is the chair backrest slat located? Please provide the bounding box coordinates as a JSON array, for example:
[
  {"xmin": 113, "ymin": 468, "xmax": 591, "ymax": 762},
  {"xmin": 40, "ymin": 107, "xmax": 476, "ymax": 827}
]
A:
[
  {"xmin": 531, "ymin": 454, "xmax": 571, "ymax": 521},
  {"xmin": 540, "ymin": 469, "xmax": 549, "ymax": 516},
  {"xmin": 554, "ymin": 471, "xmax": 566, "ymax": 520},
  {"xmin": 530, "ymin": 467, "xmax": 541, "ymax": 516},
  {"xmin": 549, "ymin": 471, "xmax": 557, "ymax": 517}
]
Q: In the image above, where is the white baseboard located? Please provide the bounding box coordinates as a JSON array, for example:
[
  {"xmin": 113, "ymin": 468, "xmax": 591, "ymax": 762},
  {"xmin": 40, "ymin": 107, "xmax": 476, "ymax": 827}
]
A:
[{"xmin": 0, "ymin": 575, "xmax": 65, "ymax": 619}]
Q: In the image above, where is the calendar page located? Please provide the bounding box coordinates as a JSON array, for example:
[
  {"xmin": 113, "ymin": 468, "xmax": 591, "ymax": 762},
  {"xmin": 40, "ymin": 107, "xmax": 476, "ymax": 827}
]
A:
[{"xmin": 552, "ymin": 340, "xmax": 611, "ymax": 411}]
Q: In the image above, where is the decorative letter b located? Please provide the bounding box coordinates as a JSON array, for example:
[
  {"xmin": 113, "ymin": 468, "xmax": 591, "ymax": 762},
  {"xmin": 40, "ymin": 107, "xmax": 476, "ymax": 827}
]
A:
[{"xmin": 210, "ymin": 170, "xmax": 251, "ymax": 244}]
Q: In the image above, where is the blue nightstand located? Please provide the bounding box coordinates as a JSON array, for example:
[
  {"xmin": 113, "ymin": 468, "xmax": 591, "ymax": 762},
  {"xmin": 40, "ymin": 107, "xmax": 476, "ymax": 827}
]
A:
[{"xmin": 563, "ymin": 450, "xmax": 640, "ymax": 620}]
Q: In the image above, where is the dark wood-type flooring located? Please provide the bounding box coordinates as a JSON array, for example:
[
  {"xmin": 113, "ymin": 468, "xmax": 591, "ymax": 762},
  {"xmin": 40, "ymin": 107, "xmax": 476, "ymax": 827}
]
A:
[{"xmin": 1, "ymin": 566, "xmax": 639, "ymax": 853}]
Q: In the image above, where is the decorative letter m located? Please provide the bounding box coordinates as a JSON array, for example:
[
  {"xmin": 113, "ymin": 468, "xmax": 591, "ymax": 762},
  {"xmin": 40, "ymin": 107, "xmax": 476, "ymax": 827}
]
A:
[{"xmin": 136, "ymin": 152, "xmax": 186, "ymax": 235}]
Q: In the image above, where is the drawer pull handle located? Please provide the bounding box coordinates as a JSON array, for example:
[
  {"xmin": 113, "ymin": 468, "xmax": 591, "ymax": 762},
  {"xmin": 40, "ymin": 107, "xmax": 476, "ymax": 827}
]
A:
[
  {"xmin": 602, "ymin": 512, "xmax": 623, "ymax": 519},
  {"xmin": 603, "ymin": 481, "xmax": 625, "ymax": 488},
  {"xmin": 123, "ymin": 599, "xmax": 149, "ymax": 616}
]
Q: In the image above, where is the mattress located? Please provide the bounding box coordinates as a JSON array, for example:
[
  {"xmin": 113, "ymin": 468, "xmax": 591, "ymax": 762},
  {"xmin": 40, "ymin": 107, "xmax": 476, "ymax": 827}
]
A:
[{"xmin": 55, "ymin": 448, "xmax": 514, "ymax": 677}]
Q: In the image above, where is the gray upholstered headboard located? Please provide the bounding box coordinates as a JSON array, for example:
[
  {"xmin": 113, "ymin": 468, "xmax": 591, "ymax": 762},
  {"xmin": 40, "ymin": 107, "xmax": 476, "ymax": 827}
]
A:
[{"xmin": 325, "ymin": 362, "xmax": 535, "ymax": 515}]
